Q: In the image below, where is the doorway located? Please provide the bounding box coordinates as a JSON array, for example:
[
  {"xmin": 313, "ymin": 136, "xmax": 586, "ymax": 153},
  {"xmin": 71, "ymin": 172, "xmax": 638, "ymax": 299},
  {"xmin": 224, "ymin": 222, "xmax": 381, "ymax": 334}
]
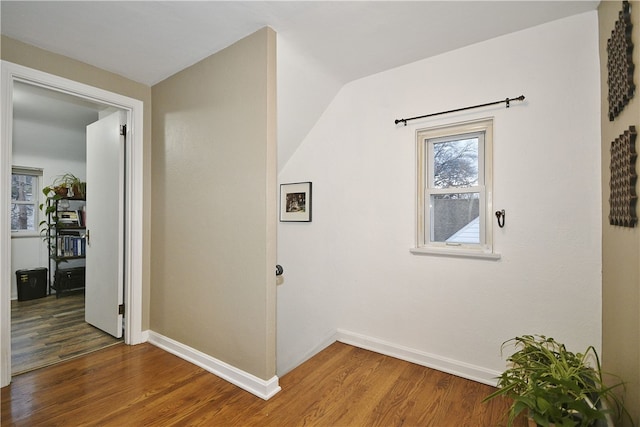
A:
[
  {"xmin": 10, "ymin": 82, "xmax": 122, "ymax": 374},
  {"xmin": 1, "ymin": 61, "xmax": 145, "ymax": 387}
]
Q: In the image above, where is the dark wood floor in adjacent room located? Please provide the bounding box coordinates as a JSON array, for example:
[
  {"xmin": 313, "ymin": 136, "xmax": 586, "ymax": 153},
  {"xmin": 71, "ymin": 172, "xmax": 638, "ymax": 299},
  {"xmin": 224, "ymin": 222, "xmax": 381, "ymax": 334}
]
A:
[
  {"xmin": 11, "ymin": 292, "xmax": 122, "ymax": 375},
  {"xmin": 2, "ymin": 341, "xmax": 525, "ymax": 426}
]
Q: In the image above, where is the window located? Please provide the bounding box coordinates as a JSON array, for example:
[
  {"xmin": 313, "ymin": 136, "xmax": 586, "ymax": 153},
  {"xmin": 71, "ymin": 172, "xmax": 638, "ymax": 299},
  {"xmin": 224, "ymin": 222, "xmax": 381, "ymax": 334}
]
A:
[
  {"xmin": 412, "ymin": 118, "xmax": 499, "ymax": 259},
  {"xmin": 11, "ymin": 167, "xmax": 43, "ymax": 235}
]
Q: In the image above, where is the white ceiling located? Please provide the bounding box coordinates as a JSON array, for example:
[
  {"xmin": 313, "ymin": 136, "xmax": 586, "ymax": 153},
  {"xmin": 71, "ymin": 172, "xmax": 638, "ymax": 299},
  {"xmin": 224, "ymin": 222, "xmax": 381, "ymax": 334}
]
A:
[
  {"xmin": 2, "ymin": 1, "xmax": 599, "ymax": 87},
  {"xmin": 3, "ymin": 1, "xmax": 600, "ymax": 167},
  {"xmin": 12, "ymin": 82, "xmax": 102, "ymax": 128}
]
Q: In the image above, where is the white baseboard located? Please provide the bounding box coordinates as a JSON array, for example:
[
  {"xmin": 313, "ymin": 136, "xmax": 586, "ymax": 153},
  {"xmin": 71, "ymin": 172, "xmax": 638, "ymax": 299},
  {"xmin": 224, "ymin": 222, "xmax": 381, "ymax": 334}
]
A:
[
  {"xmin": 336, "ymin": 329, "xmax": 501, "ymax": 387},
  {"xmin": 145, "ymin": 328, "xmax": 498, "ymax": 398},
  {"xmin": 147, "ymin": 331, "xmax": 281, "ymax": 400}
]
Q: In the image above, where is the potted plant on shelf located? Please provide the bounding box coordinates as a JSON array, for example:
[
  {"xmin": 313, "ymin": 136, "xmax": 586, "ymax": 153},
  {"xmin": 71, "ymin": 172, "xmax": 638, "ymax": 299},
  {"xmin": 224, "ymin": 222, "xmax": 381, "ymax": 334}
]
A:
[
  {"xmin": 44, "ymin": 173, "xmax": 85, "ymax": 199},
  {"xmin": 39, "ymin": 173, "xmax": 86, "ymax": 242},
  {"xmin": 484, "ymin": 335, "xmax": 631, "ymax": 427}
]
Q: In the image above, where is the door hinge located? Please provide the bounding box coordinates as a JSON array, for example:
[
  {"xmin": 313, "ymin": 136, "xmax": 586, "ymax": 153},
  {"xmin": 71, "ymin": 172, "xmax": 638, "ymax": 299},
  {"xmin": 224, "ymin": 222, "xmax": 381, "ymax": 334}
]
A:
[
  {"xmin": 118, "ymin": 304, "xmax": 125, "ymax": 315},
  {"xmin": 120, "ymin": 124, "xmax": 127, "ymax": 136}
]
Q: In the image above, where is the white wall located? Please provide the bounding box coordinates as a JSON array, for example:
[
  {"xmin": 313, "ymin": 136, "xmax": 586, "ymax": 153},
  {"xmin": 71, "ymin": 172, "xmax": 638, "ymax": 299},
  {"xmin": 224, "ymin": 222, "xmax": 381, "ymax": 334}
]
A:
[
  {"xmin": 11, "ymin": 117, "xmax": 88, "ymax": 299},
  {"xmin": 276, "ymin": 35, "xmax": 342, "ymax": 170},
  {"xmin": 277, "ymin": 11, "xmax": 601, "ymax": 382}
]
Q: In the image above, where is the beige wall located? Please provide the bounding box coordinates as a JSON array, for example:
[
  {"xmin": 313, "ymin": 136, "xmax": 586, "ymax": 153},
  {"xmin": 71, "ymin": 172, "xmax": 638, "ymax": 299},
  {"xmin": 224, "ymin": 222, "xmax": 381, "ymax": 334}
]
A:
[
  {"xmin": 150, "ymin": 27, "xmax": 277, "ymax": 380},
  {"xmin": 1, "ymin": 35, "xmax": 152, "ymax": 331},
  {"xmin": 598, "ymin": 3, "xmax": 640, "ymax": 425}
]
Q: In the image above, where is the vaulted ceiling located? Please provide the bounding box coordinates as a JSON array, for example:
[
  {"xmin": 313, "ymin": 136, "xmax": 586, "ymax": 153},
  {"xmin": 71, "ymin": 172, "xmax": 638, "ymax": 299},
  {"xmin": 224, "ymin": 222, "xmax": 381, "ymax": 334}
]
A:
[
  {"xmin": 2, "ymin": 1, "xmax": 599, "ymax": 86},
  {"xmin": 2, "ymin": 1, "xmax": 600, "ymax": 167}
]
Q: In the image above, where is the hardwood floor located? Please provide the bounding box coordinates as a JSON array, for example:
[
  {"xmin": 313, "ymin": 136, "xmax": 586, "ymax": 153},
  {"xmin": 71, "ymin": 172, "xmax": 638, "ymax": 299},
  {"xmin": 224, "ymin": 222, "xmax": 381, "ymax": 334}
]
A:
[
  {"xmin": 1, "ymin": 341, "xmax": 527, "ymax": 426},
  {"xmin": 11, "ymin": 293, "xmax": 122, "ymax": 375}
]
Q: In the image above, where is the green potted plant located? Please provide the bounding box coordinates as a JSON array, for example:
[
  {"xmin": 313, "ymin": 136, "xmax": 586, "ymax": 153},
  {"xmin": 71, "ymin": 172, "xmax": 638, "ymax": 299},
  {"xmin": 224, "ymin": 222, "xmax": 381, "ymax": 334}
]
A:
[
  {"xmin": 39, "ymin": 173, "xmax": 86, "ymax": 243},
  {"xmin": 49, "ymin": 173, "xmax": 84, "ymax": 199},
  {"xmin": 41, "ymin": 173, "xmax": 85, "ymax": 200},
  {"xmin": 484, "ymin": 335, "xmax": 631, "ymax": 427}
]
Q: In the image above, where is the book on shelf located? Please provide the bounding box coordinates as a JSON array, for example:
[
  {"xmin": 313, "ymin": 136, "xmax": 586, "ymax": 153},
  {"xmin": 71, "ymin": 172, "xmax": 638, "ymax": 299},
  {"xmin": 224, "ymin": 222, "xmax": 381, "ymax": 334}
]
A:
[{"xmin": 56, "ymin": 233, "xmax": 86, "ymax": 257}]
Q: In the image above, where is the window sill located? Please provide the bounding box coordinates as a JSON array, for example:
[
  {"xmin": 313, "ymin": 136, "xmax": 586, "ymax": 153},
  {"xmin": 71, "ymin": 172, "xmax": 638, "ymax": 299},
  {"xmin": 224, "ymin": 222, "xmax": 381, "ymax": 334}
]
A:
[
  {"xmin": 410, "ymin": 247, "xmax": 501, "ymax": 260},
  {"xmin": 11, "ymin": 232, "xmax": 41, "ymax": 239}
]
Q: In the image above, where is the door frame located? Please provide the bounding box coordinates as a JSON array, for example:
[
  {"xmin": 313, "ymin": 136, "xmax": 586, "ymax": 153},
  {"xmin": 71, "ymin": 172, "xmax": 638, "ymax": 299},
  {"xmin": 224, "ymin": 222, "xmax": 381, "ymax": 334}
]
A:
[{"xmin": 1, "ymin": 61, "xmax": 145, "ymax": 387}]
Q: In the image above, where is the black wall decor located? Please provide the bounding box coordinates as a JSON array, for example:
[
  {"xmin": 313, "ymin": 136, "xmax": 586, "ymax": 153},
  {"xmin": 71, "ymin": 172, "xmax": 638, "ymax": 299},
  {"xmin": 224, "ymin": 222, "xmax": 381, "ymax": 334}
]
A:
[
  {"xmin": 607, "ymin": 0, "xmax": 635, "ymax": 121},
  {"xmin": 609, "ymin": 126, "xmax": 638, "ymax": 227}
]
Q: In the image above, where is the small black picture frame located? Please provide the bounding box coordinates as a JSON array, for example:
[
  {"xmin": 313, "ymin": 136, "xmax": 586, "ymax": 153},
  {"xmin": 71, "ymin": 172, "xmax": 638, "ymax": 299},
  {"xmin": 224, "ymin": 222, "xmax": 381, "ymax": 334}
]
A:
[{"xmin": 280, "ymin": 182, "xmax": 312, "ymax": 222}]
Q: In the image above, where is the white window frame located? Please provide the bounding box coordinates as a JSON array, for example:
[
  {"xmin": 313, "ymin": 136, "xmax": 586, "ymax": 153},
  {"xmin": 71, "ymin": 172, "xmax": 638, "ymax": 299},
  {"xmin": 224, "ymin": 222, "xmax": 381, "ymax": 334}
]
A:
[
  {"xmin": 11, "ymin": 166, "xmax": 43, "ymax": 237},
  {"xmin": 411, "ymin": 118, "xmax": 500, "ymax": 260}
]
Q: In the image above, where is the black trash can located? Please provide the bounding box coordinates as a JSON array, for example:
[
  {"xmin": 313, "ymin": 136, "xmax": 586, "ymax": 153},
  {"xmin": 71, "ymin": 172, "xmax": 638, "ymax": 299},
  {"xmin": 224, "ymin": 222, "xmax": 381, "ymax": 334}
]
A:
[{"xmin": 16, "ymin": 268, "xmax": 48, "ymax": 301}]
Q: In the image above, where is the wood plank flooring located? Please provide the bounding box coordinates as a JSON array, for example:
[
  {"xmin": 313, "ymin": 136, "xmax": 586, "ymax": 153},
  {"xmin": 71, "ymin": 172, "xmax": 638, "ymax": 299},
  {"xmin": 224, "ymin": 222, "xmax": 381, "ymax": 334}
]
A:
[
  {"xmin": 1, "ymin": 341, "xmax": 527, "ymax": 426},
  {"xmin": 11, "ymin": 293, "xmax": 122, "ymax": 375}
]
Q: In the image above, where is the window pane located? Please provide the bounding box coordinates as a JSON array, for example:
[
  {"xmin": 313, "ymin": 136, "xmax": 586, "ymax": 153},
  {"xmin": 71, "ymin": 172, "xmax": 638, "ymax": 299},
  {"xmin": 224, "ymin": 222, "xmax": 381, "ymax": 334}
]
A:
[
  {"xmin": 433, "ymin": 137, "xmax": 478, "ymax": 189},
  {"xmin": 11, "ymin": 203, "xmax": 35, "ymax": 231},
  {"xmin": 430, "ymin": 193, "xmax": 480, "ymax": 243},
  {"xmin": 11, "ymin": 174, "xmax": 35, "ymax": 202}
]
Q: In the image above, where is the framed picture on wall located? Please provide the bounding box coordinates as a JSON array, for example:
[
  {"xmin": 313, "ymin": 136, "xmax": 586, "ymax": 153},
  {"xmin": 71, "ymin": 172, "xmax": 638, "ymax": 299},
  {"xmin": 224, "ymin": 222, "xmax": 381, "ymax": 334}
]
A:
[{"xmin": 280, "ymin": 182, "xmax": 312, "ymax": 222}]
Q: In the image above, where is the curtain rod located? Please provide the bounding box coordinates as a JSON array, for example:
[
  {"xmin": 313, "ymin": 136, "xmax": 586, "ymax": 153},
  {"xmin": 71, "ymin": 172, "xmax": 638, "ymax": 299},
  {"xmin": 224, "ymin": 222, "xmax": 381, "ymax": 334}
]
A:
[{"xmin": 394, "ymin": 95, "xmax": 525, "ymax": 126}]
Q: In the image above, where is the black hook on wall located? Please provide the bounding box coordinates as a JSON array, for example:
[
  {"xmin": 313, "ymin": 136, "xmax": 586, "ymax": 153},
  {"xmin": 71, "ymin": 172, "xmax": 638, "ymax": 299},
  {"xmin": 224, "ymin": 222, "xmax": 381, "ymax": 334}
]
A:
[{"xmin": 495, "ymin": 210, "xmax": 506, "ymax": 228}]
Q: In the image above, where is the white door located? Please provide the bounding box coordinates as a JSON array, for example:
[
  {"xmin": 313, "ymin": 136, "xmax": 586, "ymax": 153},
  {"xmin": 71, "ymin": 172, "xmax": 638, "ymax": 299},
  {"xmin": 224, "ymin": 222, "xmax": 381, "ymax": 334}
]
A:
[{"xmin": 85, "ymin": 111, "xmax": 125, "ymax": 338}]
